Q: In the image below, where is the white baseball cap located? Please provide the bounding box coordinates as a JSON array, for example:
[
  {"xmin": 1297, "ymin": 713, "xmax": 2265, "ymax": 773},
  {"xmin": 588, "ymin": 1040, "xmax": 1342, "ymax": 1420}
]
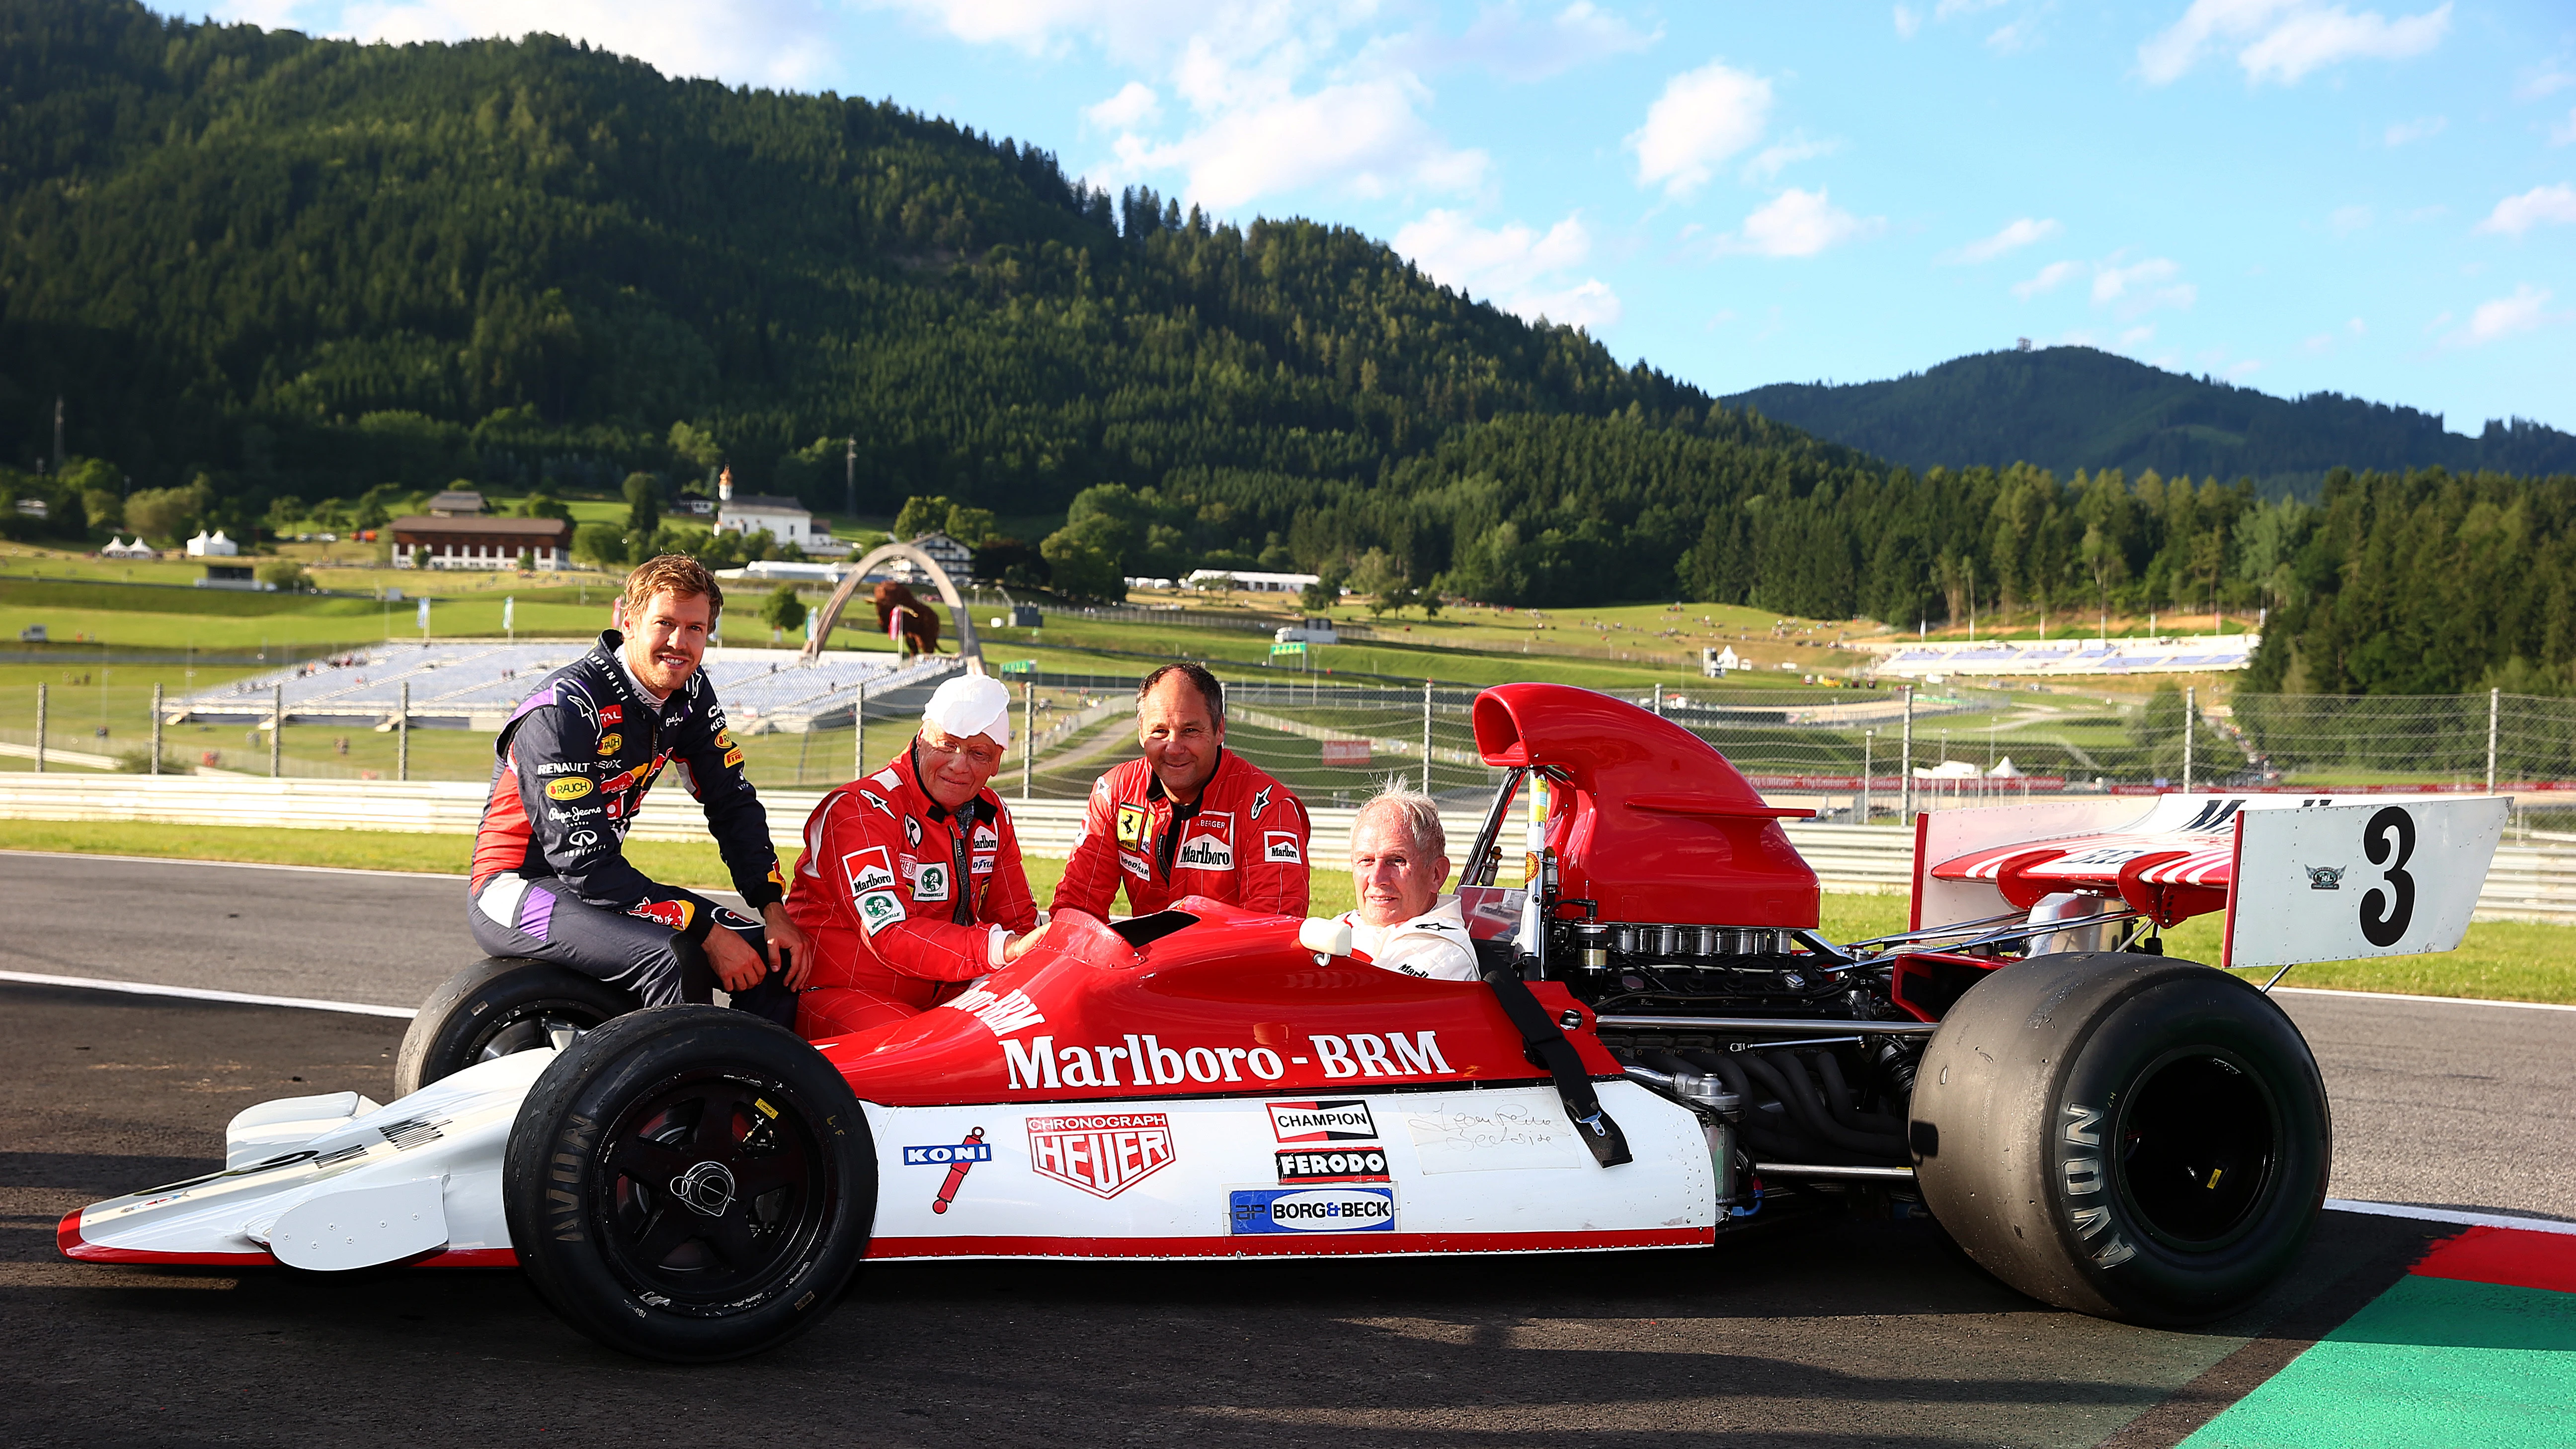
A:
[{"xmin": 923, "ymin": 673, "xmax": 1013, "ymax": 751}]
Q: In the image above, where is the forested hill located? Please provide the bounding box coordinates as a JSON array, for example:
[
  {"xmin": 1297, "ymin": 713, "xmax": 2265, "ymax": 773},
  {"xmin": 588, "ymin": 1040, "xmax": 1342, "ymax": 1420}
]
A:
[
  {"xmin": 1724, "ymin": 347, "xmax": 2576, "ymax": 499},
  {"xmin": 0, "ymin": 0, "xmax": 1710, "ymax": 511}
]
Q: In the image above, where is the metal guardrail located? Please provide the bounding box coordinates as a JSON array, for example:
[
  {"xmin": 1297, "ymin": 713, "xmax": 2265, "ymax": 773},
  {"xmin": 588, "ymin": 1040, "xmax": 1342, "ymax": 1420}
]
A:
[{"xmin": 0, "ymin": 777, "xmax": 2561, "ymax": 924}]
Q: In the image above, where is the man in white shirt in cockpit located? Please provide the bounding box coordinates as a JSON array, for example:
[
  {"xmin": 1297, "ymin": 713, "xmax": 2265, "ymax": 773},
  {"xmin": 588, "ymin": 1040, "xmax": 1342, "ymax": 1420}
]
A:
[{"xmin": 1340, "ymin": 783, "xmax": 1479, "ymax": 982}]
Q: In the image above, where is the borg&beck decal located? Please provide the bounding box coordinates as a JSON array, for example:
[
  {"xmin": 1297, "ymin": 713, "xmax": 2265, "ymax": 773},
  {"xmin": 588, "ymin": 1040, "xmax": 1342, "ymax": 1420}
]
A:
[
  {"xmin": 1229, "ymin": 1186, "xmax": 1396, "ymax": 1234},
  {"xmin": 1028, "ymin": 1113, "xmax": 1174, "ymax": 1200},
  {"xmin": 1269, "ymin": 1100, "xmax": 1377, "ymax": 1142}
]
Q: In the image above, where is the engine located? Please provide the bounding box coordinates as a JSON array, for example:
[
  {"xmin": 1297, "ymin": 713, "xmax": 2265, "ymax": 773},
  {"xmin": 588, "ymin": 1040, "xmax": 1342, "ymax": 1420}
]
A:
[{"xmin": 1461, "ymin": 683, "xmax": 1931, "ymax": 1188}]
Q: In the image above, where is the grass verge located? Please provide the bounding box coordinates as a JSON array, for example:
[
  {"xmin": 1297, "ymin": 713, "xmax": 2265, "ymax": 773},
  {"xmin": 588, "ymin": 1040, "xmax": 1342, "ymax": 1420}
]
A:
[{"xmin": 2, "ymin": 818, "xmax": 2565, "ymax": 1005}]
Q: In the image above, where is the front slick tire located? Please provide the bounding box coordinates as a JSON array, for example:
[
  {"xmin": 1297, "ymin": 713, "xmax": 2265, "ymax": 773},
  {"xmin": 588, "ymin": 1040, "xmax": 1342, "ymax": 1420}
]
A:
[
  {"xmin": 1910, "ymin": 953, "xmax": 2330, "ymax": 1326},
  {"xmin": 503, "ymin": 1005, "xmax": 876, "ymax": 1362}
]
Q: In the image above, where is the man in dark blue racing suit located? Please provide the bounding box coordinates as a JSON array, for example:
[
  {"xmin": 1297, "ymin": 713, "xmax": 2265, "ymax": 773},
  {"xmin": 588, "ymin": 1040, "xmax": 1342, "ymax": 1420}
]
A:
[{"xmin": 466, "ymin": 555, "xmax": 809, "ymax": 1023}]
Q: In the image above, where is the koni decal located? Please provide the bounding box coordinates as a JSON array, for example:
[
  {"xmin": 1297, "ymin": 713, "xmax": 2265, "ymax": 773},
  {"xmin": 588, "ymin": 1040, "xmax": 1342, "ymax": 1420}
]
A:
[{"xmin": 1000, "ymin": 1032, "xmax": 1451, "ymax": 1091}]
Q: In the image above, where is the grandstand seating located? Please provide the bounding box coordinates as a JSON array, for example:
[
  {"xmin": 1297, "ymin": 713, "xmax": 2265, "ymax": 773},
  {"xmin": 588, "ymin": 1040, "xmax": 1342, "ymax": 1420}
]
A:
[
  {"xmin": 1868, "ymin": 635, "xmax": 2256, "ymax": 679},
  {"xmin": 172, "ymin": 642, "xmax": 947, "ymax": 731}
]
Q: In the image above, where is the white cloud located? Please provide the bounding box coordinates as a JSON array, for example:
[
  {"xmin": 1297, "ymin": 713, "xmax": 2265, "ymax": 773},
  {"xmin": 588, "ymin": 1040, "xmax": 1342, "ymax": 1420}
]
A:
[
  {"xmin": 2012, "ymin": 259, "xmax": 2084, "ymax": 298},
  {"xmin": 1894, "ymin": 4, "xmax": 1921, "ymax": 39},
  {"xmin": 2446, "ymin": 284, "xmax": 2556, "ymax": 346},
  {"xmin": 1627, "ymin": 59, "xmax": 1773, "ymax": 198},
  {"xmin": 862, "ymin": 0, "xmax": 1209, "ymax": 63},
  {"xmin": 1945, "ymin": 216, "xmax": 2061, "ymax": 264},
  {"xmin": 2553, "ymin": 110, "xmax": 2576, "ymax": 148},
  {"xmin": 2011, "ymin": 253, "xmax": 2195, "ymax": 314},
  {"xmin": 1393, "ymin": 209, "xmax": 1621, "ymax": 328},
  {"xmin": 2138, "ymin": 0, "xmax": 2451, "ymax": 87},
  {"xmin": 1407, "ymin": 2, "xmax": 1660, "ymax": 82},
  {"xmin": 2119, "ymin": 324, "xmax": 2158, "ymax": 349},
  {"xmin": 1742, "ymin": 135, "xmax": 1840, "ymax": 182},
  {"xmin": 1117, "ymin": 69, "xmax": 1489, "ymax": 209},
  {"xmin": 1985, "ymin": 17, "xmax": 2041, "ymax": 53},
  {"xmin": 2476, "ymin": 183, "xmax": 2576, "ymax": 237},
  {"xmin": 1085, "ymin": 81, "xmax": 1162, "ymax": 130},
  {"xmin": 2329, "ymin": 203, "xmax": 2372, "ymax": 236},
  {"xmin": 1723, "ymin": 187, "xmax": 1881, "ymax": 258},
  {"xmin": 2514, "ymin": 66, "xmax": 2572, "ymax": 100},
  {"xmin": 2383, "ymin": 115, "xmax": 2444, "ymax": 146},
  {"xmin": 258, "ymin": 0, "xmax": 843, "ymax": 85},
  {"xmin": 2093, "ymin": 256, "xmax": 2196, "ymax": 315}
]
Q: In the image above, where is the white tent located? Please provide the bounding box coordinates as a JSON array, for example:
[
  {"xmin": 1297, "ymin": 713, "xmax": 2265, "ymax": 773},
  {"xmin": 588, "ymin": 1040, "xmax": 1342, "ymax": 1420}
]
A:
[
  {"xmin": 185, "ymin": 529, "xmax": 238, "ymax": 558},
  {"xmin": 1987, "ymin": 757, "xmax": 2024, "ymax": 778},
  {"xmin": 101, "ymin": 536, "xmax": 155, "ymax": 560}
]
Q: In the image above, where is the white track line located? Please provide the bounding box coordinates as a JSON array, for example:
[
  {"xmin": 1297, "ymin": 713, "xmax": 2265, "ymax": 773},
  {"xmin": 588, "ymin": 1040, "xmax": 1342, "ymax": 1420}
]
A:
[
  {"xmin": 0, "ymin": 970, "xmax": 414, "ymax": 1019},
  {"xmin": 0, "ymin": 848, "xmax": 469, "ymax": 882},
  {"xmin": 2274, "ymin": 985, "xmax": 2576, "ymax": 1014},
  {"xmin": 2324, "ymin": 1199, "xmax": 2576, "ymax": 1236}
]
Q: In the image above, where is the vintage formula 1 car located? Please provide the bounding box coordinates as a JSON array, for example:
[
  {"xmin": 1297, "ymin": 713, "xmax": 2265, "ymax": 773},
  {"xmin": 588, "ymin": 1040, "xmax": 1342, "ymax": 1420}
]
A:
[{"xmin": 61, "ymin": 683, "xmax": 2510, "ymax": 1361}]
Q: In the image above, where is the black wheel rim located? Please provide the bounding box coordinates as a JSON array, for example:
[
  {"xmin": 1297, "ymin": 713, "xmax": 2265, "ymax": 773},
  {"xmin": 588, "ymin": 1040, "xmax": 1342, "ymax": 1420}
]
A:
[
  {"xmin": 468, "ymin": 1001, "xmax": 611, "ymax": 1064},
  {"xmin": 2113, "ymin": 1047, "xmax": 2281, "ymax": 1251},
  {"xmin": 590, "ymin": 1071, "xmax": 835, "ymax": 1316}
]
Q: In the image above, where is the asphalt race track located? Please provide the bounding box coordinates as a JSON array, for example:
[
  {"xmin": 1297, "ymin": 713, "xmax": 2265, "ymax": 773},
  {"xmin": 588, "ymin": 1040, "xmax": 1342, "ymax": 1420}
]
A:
[{"xmin": 3, "ymin": 853, "xmax": 2570, "ymax": 1447}]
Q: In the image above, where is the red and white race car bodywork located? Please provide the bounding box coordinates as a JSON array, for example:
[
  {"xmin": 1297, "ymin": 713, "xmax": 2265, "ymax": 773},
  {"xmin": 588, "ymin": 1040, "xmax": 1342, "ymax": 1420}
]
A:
[{"xmin": 62, "ymin": 680, "xmax": 2515, "ymax": 1357}]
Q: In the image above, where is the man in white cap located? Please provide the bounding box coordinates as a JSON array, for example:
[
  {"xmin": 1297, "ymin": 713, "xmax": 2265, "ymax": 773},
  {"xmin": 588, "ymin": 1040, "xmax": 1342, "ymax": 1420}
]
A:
[
  {"xmin": 1339, "ymin": 783, "xmax": 1478, "ymax": 982},
  {"xmin": 782, "ymin": 671, "xmax": 1043, "ymax": 1039}
]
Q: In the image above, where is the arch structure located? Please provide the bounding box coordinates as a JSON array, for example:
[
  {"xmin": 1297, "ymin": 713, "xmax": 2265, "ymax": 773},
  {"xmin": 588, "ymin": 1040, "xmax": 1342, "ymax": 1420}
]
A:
[{"xmin": 800, "ymin": 541, "xmax": 984, "ymax": 673}]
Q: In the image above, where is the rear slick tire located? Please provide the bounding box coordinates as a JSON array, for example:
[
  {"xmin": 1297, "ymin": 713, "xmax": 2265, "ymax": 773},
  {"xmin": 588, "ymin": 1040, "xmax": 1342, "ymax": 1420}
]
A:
[
  {"xmin": 501, "ymin": 1005, "xmax": 876, "ymax": 1362},
  {"xmin": 1909, "ymin": 952, "xmax": 2330, "ymax": 1326},
  {"xmin": 394, "ymin": 958, "xmax": 635, "ymax": 1098}
]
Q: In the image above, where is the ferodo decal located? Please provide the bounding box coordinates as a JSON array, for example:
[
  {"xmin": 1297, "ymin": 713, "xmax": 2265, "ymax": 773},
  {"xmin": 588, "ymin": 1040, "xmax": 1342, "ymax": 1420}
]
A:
[
  {"xmin": 903, "ymin": 1127, "xmax": 988, "ymax": 1215},
  {"xmin": 1275, "ymin": 1147, "xmax": 1390, "ymax": 1184},
  {"xmin": 545, "ymin": 777, "xmax": 593, "ymax": 801},
  {"xmin": 1000, "ymin": 1032, "xmax": 1449, "ymax": 1091},
  {"xmin": 1229, "ymin": 1186, "xmax": 1395, "ymax": 1234},
  {"xmin": 1176, "ymin": 812, "xmax": 1234, "ymax": 871},
  {"xmin": 596, "ymin": 732, "xmax": 623, "ymax": 756},
  {"xmin": 1115, "ymin": 803, "xmax": 1149, "ymax": 850},
  {"xmin": 628, "ymin": 899, "xmax": 695, "ymax": 932},
  {"xmin": 1269, "ymin": 1100, "xmax": 1377, "ymax": 1143},
  {"xmin": 1264, "ymin": 831, "xmax": 1303, "ymax": 865},
  {"xmin": 2059, "ymin": 1102, "xmax": 2137, "ymax": 1267},
  {"xmin": 1027, "ymin": 1113, "xmax": 1173, "ymax": 1200}
]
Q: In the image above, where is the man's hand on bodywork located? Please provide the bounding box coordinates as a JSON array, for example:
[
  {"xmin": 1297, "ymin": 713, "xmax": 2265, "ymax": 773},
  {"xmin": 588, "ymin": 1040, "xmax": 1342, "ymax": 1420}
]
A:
[
  {"xmin": 764, "ymin": 902, "xmax": 812, "ymax": 990},
  {"xmin": 706, "ymin": 925, "xmax": 769, "ymax": 993}
]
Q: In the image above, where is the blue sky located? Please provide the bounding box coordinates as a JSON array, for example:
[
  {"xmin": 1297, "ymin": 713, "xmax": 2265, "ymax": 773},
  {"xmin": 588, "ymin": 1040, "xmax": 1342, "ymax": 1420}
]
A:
[{"xmin": 209, "ymin": 0, "xmax": 2576, "ymax": 434}]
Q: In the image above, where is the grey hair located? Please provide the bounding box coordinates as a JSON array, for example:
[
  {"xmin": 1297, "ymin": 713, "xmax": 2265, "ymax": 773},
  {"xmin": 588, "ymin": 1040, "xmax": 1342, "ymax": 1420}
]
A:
[{"xmin": 1352, "ymin": 781, "xmax": 1445, "ymax": 862}]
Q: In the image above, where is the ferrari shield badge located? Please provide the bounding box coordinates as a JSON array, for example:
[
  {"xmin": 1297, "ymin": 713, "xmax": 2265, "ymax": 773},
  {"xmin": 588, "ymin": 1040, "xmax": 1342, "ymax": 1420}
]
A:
[
  {"xmin": 1115, "ymin": 803, "xmax": 1149, "ymax": 850},
  {"xmin": 1026, "ymin": 1112, "xmax": 1173, "ymax": 1199}
]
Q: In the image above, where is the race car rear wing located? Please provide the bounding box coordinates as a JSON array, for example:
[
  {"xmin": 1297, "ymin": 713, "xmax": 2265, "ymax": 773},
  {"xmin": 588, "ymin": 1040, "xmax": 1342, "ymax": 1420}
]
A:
[{"xmin": 1910, "ymin": 794, "xmax": 2510, "ymax": 973}]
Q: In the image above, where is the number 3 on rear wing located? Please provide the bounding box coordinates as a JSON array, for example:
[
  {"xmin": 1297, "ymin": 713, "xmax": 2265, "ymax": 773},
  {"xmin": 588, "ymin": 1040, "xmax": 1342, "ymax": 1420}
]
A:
[{"xmin": 2223, "ymin": 798, "xmax": 2507, "ymax": 972}]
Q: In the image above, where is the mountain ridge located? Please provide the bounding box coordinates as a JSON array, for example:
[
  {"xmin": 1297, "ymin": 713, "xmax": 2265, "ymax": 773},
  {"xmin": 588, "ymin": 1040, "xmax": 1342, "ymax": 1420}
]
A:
[{"xmin": 1722, "ymin": 346, "xmax": 2576, "ymax": 498}]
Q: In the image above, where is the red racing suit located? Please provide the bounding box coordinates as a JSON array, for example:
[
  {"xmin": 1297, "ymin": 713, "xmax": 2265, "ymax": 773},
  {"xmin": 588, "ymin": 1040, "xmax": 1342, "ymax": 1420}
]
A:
[
  {"xmin": 1050, "ymin": 749, "xmax": 1312, "ymax": 922},
  {"xmin": 783, "ymin": 744, "xmax": 1038, "ymax": 1040}
]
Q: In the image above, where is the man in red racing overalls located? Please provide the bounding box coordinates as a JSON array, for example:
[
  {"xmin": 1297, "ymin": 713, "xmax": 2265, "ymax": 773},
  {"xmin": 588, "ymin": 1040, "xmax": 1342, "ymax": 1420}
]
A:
[
  {"xmin": 783, "ymin": 673, "xmax": 1043, "ymax": 1039},
  {"xmin": 468, "ymin": 555, "xmax": 808, "ymax": 1025},
  {"xmin": 1051, "ymin": 661, "xmax": 1312, "ymax": 924}
]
